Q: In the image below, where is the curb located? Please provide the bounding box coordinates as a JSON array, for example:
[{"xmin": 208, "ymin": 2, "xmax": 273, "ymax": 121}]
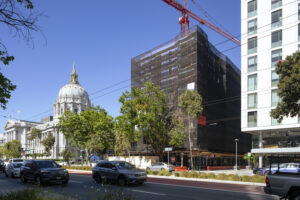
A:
[
  {"xmin": 147, "ymin": 175, "xmax": 265, "ymax": 186},
  {"xmin": 66, "ymin": 169, "xmax": 265, "ymax": 186}
]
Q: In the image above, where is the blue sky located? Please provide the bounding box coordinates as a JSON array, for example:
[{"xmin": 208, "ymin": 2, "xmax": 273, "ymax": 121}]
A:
[{"xmin": 0, "ymin": 0, "xmax": 241, "ymax": 133}]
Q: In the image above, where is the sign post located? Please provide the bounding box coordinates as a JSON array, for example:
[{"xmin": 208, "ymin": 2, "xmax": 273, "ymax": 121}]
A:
[{"xmin": 165, "ymin": 147, "xmax": 173, "ymax": 167}]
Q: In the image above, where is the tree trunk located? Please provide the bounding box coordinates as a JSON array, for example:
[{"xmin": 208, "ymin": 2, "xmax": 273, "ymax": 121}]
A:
[{"xmin": 188, "ymin": 114, "xmax": 193, "ymax": 170}]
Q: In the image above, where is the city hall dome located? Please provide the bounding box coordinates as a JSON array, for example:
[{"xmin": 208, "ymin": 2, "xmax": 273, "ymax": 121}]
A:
[{"xmin": 54, "ymin": 64, "xmax": 91, "ymax": 118}]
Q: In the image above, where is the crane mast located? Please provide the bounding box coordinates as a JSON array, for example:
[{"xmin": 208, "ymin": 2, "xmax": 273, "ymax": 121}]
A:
[{"xmin": 162, "ymin": 0, "xmax": 240, "ymax": 45}]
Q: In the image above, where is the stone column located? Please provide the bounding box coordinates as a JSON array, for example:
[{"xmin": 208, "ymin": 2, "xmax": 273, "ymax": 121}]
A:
[{"xmin": 258, "ymin": 132, "xmax": 263, "ymax": 168}]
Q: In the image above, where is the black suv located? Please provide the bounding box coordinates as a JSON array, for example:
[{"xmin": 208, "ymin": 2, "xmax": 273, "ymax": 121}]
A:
[
  {"xmin": 20, "ymin": 160, "xmax": 69, "ymax": 186},
  {"xmin": 92, "ymin": 161, "xmax": 147, "ymax": 186}
]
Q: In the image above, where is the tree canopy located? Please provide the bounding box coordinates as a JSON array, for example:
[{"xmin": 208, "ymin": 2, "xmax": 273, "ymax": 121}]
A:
[
  {"xmin": 271, "ymin": 51, "xmax": 300, "ymax": 122},
  {"xmin": 59, "ymin": 106, "xmax": 115, "ymax": 155},
  {"xmin": 0, "ymin": 0, "xmax": 42, "ymax": 109},
  {"xmin": 178, "ymin": 89, "xmax": 203, "ymax": 170},
  {"xmin": 41, "ymin": 133, "xmax": 55, "ymax": 157},
  {"xmin": 118, "ymin": 81, "xmax": 185, "ymax": 159},
  {"xmin": 3, "ymin": 140, "xmax": 21, "ymax": 158}
]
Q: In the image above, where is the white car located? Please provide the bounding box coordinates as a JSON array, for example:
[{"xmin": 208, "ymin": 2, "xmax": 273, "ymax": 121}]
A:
[
  {"xmin": 59, "ymin": 161, "xmax": 68, "ymax": 166},
  {"xmin": 146, "ymin": 162, "xmax": 175, "ymax": 172},
  {"xmin": 5, "ymin": 162, "xmax": 23, "ymax": 178}
]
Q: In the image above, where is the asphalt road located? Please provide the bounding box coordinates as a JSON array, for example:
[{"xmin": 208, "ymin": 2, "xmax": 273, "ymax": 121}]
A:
[{"xmin": 0, "ymin": 173, "xmax": 279, "ymax": 200}]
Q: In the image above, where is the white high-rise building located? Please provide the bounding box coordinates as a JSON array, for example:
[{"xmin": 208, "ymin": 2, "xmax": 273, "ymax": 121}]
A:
[{"xmin": 241, "ymin": 0, "xmax": 300, "ymax": 167}]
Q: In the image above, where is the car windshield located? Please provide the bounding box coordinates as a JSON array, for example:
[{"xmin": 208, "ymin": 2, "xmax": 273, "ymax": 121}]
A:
[
  {"xmin": 115, "ymin": 162, "xmax": 135, "ymax": 169},
  {"xmin": 36, "ymin": 161, "xmax": 59, "ymax": 168},
  {"xmin": 13, "ymin": 163, "xmax": 23, "ymax": 168}
]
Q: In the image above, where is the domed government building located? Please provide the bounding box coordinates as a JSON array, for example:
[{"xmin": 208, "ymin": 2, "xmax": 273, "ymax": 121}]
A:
[{"xmin": 3, "ymin": 64, "xmax": 91, "ymax": 159}]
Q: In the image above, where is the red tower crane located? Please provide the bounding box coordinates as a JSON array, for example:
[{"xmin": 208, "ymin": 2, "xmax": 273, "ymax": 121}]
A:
[{"xmin": 162, "ymin": 0, "xmax": 241, "ymax": 46}]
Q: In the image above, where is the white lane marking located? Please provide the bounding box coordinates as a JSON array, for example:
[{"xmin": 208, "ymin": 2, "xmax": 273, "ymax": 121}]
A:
[
  {"xmin": 69, "ymin": 180, "xmax": 83, "ymax": 183},
  {"xmin": 146, "ymin": 182, "xmax": 277, "ymax": 198},
  {"xmin": 131, "ymin": 189, "xmax": 166, "ymax": 196}
]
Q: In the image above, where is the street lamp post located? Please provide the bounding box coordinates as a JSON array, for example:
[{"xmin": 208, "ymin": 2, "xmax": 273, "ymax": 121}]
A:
[{"xmin": 234, "ymin": 138, "xmax": 239, "ymax": 172}]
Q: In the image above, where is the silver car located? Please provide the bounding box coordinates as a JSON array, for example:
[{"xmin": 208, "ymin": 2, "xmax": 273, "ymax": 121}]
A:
[
  {"xmin": 146, "ymin": 162, "xmax": 175, "ymax": 172},
  {"xmin": 5, "ymin": 162, "xmax": 23, "ymax": 178},
  {"xmin": 92, "ymin": 161, "xmax": 147, "ymax": 186}
]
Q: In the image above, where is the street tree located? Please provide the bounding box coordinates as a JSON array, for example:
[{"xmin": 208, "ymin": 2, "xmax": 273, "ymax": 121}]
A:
[
  {"xmin": 0, "ymin": 146, "xmax": 4, "ymax": 158},
  {"xmin": 118, "ymin": 81, "xmax": 185, "ymax": 160},
  {"xmin": 27, "ymin": 127, "xmax": 42, "ymax": 158},
  {"xmin": 271, "ymin": 51, "xmax": 300, "ymax": 122},
  {"xmin": 178, "ymin": 89, "xmax": 203, "ymax": 170},
  {"xmin": 59, "ymin": 106, "xmax": 115, "ymax": 156},
  {"xmin": 113, "ymin": 126, "xmax": 131, "ymax": 156},
  {"xmin": 0, "ymin": 0, "xmax": 42, "ymax": 109},
  {"xmin": 3, "ymin": 140, "xmax": 21, "ymax": 158},
  {"xmin": 60, "ymin": 148, "xmax": 73, "ymax": 165},
  {"xmin": 41, "ymin": 133, "xmax": 55, "ymax": 157}
]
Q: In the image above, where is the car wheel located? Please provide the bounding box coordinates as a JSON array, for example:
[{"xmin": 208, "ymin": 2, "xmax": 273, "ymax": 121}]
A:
[
  {"xmin": 35, "ymin": 176, "xmax": 43, "ymax": 186},
  {"xmin": 265, "ymin": 170, "xmax": 270, "ymax": 175},
  {"xmin": 146, "ymin": 167, "xmax": 150, "ymax": 171},
  {"xmin": 11, "ymin": 172, "xmax": 14, "ymax": 178},
  {"xmin": 118, "ymin": 176, "xmax": 126, "ymax": 186},
  {"xmin": 20, "ymin": 174, "xmax": 27, "ymax": 183},
  {"xmin": 5, "ymin": 171, "xmax": 8, "ymax": 177},
  {"xmin": 94, "ymin": 174, "xmax": 102, "ymax": 184},
  {"xmin": 289, "ymin": 191, "xmax": 300, "ymax": 200},
  {"xmin": 160, "ymin": 168, "xmax": 164, "ymax": 171}
]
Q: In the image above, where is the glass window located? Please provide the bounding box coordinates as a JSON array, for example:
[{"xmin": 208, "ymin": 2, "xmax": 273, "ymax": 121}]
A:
[
  {"xmin": 248, "ymin": 37, "xmax": 257, "ymax": 54},
  {"xmin": 248, "ymin": 56, "xmax": 257, "ymax": 72},
  {"xmin": 248, "ymin": 74, "xmax": 257, "ymax": 91},
  {"xmin": 248, "ymin": 93, "xmax": 257, "ymax": 109},
  {"xmin": 248, "ymin": 19, "xmax": 257, "ymax": 36},
  {"xmin": 248, "ymin": 111, "xmax": 257, "ymax": 127},
  {"xmin": 271, "ymin": 70, "xmax": 279, "ymax": 87},
  {"xmin": 299, "ymin": 24, "xmax": 300, "ymax": 41},
  {"xmin": 271, "ymin": 111, "xmax": 280, "ymax": 125},
  {"xmin": 299, "ymin": 4, "xmax": 300, "ymax": 20},
  {"xmin": 271, "ymin": 89, "xmax": 280, "ymax": 107},
  {"xmin": 248, "ymin": 0, "xmax": 257, "ymax": 18},
  {"xmin": 271, "ymin": 10, "xmax": 282, "ymax": 29},
  {"xmin": 271, "ymin": 49, "xmax": 282, "ymax": 68},
  {"xmin": 272, "ymin": 0, "xmax": 282, "ymax": 9},
  {"xmin": 272, "ymin": 30, "xmax": 282, "ymax": 48}
]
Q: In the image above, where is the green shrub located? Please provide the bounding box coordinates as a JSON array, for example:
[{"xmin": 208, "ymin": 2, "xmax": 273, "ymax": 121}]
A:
[
  {"xmin": 152, "ymin": 171, "xmax": 159, "ymax": 175},
  {"xmin": 174, "ymin": 172, "xmax": 180, "ymax": 177},
  {"xmin": 197, "ymin": 173, "xmax": 207, "ymax": 179},
  {"xmin": 216, "ymin": 173, "xmax": 227, "ymax": 180},
  {"xmin": 179, "ymin": 171, "xmax": 189, "ymax": 178},
  {"xmin": 206, "ymin": 173, "xmax": 216, "ymax": 179},
  {"xmin": 240, "ymin": 175, "xmax": 252, "ymax": 182},
  {"xmin": 158, "ymin": 169, "xmax": 171, "ymax": 176},
  {"xmin": 187, "ymin": 171, "xmax": 199, "ymax": 178},
  {"xmin": 231, "ymin": 175, "xmax": 240, "ymax": 181}
]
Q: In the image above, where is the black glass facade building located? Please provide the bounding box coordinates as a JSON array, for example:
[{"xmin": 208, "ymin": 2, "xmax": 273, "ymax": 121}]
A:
[{"xmin": 131, "ymin": 26, "xmax": 251, "ymax": 156}]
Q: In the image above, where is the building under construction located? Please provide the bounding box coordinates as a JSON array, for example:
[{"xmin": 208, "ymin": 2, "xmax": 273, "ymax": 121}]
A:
[{"xmin": 131, "ymin": 25, "xmax": 251, "ymax": 169}]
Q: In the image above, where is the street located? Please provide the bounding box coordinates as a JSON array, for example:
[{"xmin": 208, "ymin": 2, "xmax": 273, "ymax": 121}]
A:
[{"xmin": 0, "ymin": 173, "xmax": 278, "ymax": 200}]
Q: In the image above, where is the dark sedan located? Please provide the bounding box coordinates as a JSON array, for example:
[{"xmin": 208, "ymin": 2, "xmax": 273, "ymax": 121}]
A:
[{"xmin": 20, "ymin": 160, "xmax": 69, "ymax": 186}]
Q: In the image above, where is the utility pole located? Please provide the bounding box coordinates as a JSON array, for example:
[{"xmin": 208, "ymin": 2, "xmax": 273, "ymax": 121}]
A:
[{"xmin": 234, "ymin": 138, "xmax": 239, "ymax": 172}]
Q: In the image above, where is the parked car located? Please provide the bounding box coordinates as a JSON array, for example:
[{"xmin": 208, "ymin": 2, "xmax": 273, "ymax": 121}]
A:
[
  {"xmin": 3, "ymin": 159, "xmax": 24, "ymax": 174},
  {"xmin": 5, "ymin": 162, "xmax": 23, "ymax": 178},
  {"xmin": 0, "ymin": 160, "xmax": 5, "ymax": 173},
  {"xmin": 92, "ymin": 161, "xmax": 147, "ymax": 186},
  {"xmin": 258, "ymin": 163, "xmax": 288, "ymax": 175},
  {"xmin": 58, "ymin": 161, "xmax": 68, "ymax": 166},
  {"xmin": 146, "ymin": 162, "xmax": 175, "ymax": 172},
  {"xmin": 20, "ymin": 160, "xmax": 69, "ymax": 186}
]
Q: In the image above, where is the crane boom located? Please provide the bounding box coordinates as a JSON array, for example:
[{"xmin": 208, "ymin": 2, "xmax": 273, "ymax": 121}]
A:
[{"xmin": 162, "ymin": 0, "xmax": 240, "ymax": 45}]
